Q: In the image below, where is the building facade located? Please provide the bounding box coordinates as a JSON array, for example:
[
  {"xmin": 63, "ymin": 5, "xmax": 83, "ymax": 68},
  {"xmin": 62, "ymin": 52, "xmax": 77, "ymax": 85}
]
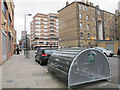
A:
[
  {"xmin": 0, "ymin": 0, "xmax": 15, "ymax": 65},
  {"xmin": 30, "ymin": 13, "xmax": 59, "ymax": 49},
  {"xmin": 58, "ymin": 1, "xmax": 116, "ymax": 48},
  {"xmin": 21, "ymin": 31, "xmax": 27, "ymax": 38}
]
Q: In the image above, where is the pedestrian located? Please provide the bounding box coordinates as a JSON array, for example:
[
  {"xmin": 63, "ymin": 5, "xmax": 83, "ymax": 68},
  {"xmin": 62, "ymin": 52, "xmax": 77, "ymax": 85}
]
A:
[{"xmin": 16, "ymin": 45, "xmax": 20, "ymax": 55}]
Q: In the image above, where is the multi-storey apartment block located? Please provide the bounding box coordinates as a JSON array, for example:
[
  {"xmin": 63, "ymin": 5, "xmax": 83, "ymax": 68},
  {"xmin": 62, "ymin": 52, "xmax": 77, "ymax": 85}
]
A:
[
  {"xmin": 30, "ymin": 13, "xmax": 59, "ymax": 49},
  {"xmin": 0, "ymin": 0, "xmax": 16, "ymax": 65},
  {"xmin": 58, "ymin": 1, "xmax": 116, "ymax": 48}
]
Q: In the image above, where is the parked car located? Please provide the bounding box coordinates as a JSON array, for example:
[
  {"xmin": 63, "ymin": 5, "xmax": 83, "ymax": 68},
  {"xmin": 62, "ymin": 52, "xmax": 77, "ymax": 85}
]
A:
[
  {"xmin": 117, "ymin": 47, "xmax": 120, "ymax": 56},
  {"xmin": 93, "ymin": 47, "xmax": 114, "ymax": 57},
  {"xmin": 35, "ymin": 48, "xmax": 56, "ymax": 65}
]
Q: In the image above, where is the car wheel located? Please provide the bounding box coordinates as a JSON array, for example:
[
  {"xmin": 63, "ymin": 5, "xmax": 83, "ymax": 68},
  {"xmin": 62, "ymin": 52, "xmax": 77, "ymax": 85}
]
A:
[
  {"xmin": 35, "ymin": 57, "xmax": 37, "ymax": 62},
  {"xmin": 40, "ymin": 60, "xmax": 43, "ymax": 65},
  {"xmin": 35, "ymin": 59, "xmax": 37, "ymax": 62}
]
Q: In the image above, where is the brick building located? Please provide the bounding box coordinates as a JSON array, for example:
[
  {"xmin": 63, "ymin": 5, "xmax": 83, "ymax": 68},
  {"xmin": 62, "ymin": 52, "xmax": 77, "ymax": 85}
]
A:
[
  {"xmin": 30, "ymin": 13, "xmax": 59, "ymax": 49},
  {"xmin": 58, "ymin": 1, "xmax": 116, "ymax": 48},
  {"xmin": 0, "ymin": 0, "xmax": 16, "ymax": 65}
]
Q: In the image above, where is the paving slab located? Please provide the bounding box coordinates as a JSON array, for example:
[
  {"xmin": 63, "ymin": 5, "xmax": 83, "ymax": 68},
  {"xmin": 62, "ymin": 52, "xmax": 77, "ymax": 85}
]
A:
[
  {"xmin": 2, "ymin": 52, "xmax": 62, "ymax": 88},
  {"xmin": 0, "ymin": 66, "xmax": 2, "ymax": 90}
]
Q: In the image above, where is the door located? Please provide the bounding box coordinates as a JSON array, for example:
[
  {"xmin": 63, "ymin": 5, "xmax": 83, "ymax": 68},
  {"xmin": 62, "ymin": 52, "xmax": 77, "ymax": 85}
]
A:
[{"xmin": 2, "ymin": 30, "xmax": 7, "ymax": 62}]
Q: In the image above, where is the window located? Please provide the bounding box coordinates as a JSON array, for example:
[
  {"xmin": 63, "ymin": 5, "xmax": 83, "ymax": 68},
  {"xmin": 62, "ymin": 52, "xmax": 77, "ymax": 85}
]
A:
[
  {"xmin": 35, "ymin": 29, "xmax": 40, "ymax": 32},
  {"xmin": 39, "ymin": 42, "xmax": 44, "ymax": 44},
  {"xmin": 105, "ymin": 36, "xmax": 107, "ymax": 40},
  {"xmin": 80, "ymin": 23, "xmax": 83, "ymax": 28},
  {"xmin": 8, "ymin": 14, "xmax": 11, "ymax": 27},
  {"xmin": 50, "ymin": 23, "xmax": 54, "ymax": 25},
  {"xmin": 50, "ymin": 19, "xmax": 54, "ymax": 22},
  {"xmin": 93, "ymin": 17, "xmax": 95, "ymax": 22},
  {"xmin": 50, "ymin": 26, "xmax": 54, "ymax": 29},
  {"xmin": 43, "ymin": 22, "xmax": 48, "ymax": 25},
  {"xmin": 35, "ymin": 33, "xmax": 41, "ymax": 36},
  {"xmin": 50, "ymin": 16, "xmax": 58, "ymax": 18},
  {"xmin": 44, "ymin": 26, "xmax": 48, "ymax": 28},
  {"xmin": 80, "ymin": 32, "xmax": 83, "ymax": 38},
  {"xmin": 50, "ymin": 30, "xmax": 54, "ymax": 32},
  {"xmin": 50, "ymin": 34, "xmax": 54, "ymax": 36},
  {"xmin": 56, "ymin": 20, "xmax": 58, "ymax": 22},
  {"xmin": 88, "ymin": 33, "xmax": 90, "ymax": 39},
  {"xmin": 112, "ymin": 22, "xmax": 114, "ymax": 26},
  {"xmin": 104, "ymin": 28, "xmax": 106, "ymax": 32},
  {"xmin": 44, "ymin": 30, "xmax": 48, "ymax": 32},
  {"xmin": 98, "ymin": 11, "xmax": 100, "ymax": 15},
  {"xmin": 2, "ymin": 2, "xmax": 7, "ymax": 18},
  {"xmin": 109, "ymin": 21, "xmax": 110, "ymax": 26},
  {"xmin": 36, "ymin": 25, "xmax": 41, "ymax": 28},
  {"xmin": 87, "ymin": 24, "xmax": 89, "ymax": 29},
  {"xmin": 104, "ymin": 20, "xmax": 106, "ymax": 24},
  {"xmin": 56, "ymin": 23, "xmax": 59, "ymax": 25},
  {"xmin": 56, "ymin": 30, "xmax": 59, "ymax": 32},
  {"xmin": 83, "ymin": 5, "xmax": 85, "ymax": 10},
  {"xmin": 94, "ymin": 34, "xmax": 96, "ymax": 39},
  {"xmin": 86, "ymin": 15, "xmax": 89, "ymax": 20},
  {"xmin": 35, "ymin": 17, "xmax": 40, "ymax": 20},
  {"xmin": 79, "ymin": 13, "xmax": 82, "ymax": 19},
  {"xmin": 43, "ymin": 18, "xmax": 48, "ymax": 21},
  {"xmin": 44, "ymin": 34, "xmax": 48, "ymax": 36},
  {"xmin": 80, "ymin": 42, "xmax": 83, "ymax": 47},
  {"xmin": 56, "ymin": 27, "xmax": 59, "ymax": 29},
  {"xmin": 93, "ymin": 25, "xmax": 95, "ymax": 30},
  {"xmin": 35, "ymin": 21, "xmax": 41, "ymax": 24},
  {"xmin": 79, "ymin": 4, "xmax": 82, "ymax": 9},
  {"xmin": 86, "ymin": 6, "xmax": 88, "ymax": 11}
]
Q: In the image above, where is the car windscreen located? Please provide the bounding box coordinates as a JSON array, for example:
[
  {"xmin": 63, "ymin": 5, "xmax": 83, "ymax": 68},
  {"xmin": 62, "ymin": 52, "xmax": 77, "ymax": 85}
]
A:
[{"xmin": 44, "ymin": 50, "xmax": 56, "ymax": 55}]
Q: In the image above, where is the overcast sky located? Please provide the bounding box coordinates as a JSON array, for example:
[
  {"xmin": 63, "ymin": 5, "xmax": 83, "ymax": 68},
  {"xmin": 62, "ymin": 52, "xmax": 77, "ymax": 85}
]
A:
[{"xmin": 14, "ymin": 0, "xmax": 120, "ymax": 43}]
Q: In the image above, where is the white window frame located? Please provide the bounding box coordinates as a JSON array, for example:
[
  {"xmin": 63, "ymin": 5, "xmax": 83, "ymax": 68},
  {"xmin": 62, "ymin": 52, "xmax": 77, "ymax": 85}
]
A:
[
  {"xmin": 86, "ymin": 6, "xmax": 88, "ymax": 11},
  {"xmin": 83, "ymin": 5, "xmax": 85, "ymax": 10},
  {"xmin": 79, "ymin": 13, "xmax": 82, "ymax": 19},
  {"xmin": 79, "ymin": 4, "xmax": 82, "ymax": 9},
  {"xmin": 87, "ymin": 24, "xmax": 89, "ymax": 29},
  {"xmin": 86, "ymin": 15, "xmax": 89, "ymax": 20},
  {"xmin": 80, "ymin": 23, "xmax": 83, "ymax": 28}
]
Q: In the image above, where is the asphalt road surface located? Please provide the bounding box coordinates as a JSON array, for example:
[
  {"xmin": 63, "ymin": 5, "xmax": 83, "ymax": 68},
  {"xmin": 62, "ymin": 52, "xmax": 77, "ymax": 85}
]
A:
[{"xmin": 108, "ymin": 56, "xmax": 120, "ymax": 84}]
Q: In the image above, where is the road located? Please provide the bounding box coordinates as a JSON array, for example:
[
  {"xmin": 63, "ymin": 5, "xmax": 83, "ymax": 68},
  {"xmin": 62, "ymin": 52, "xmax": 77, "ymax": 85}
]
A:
[{"xmin": 108, "ymin": 56, "xmax": 120, "ymax": 84}]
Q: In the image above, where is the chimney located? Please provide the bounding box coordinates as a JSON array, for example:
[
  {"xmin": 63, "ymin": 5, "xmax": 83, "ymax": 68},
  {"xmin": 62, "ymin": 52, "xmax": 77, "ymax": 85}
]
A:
[
  {"xmin": 66, "ymin": 1, "xmax": 69, "ymax": 6},
  {"xmin": 115, "ymin": 10, "xmax": 119, "ymax": 16},
  {"xmin": 86, "ymin": 0, "xmax": 89, "ymax": 4},
  {"xmin": 96, "ymin": 5, "xmax": 99, "ymax": 9},
  {"xmin": 81, "ymin": 0, "xmax": 85, "ymax": 3},
  {"xmin": 91, "ymin": 3, "xmax": 94, "ymax": 6}
]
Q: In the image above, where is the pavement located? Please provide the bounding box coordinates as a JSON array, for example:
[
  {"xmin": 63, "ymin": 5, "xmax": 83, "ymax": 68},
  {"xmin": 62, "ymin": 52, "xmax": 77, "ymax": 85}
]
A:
[
  {"xmin": 2, "ymin": 52, "xmax": 63, "ymax": 88},
  {"xmin": 1, "ymin": 51, "xmax": 120, "ymax": 89},
  {"xmin": 0, "ymin": 66, "xmax": 2, "ymax": 90}
]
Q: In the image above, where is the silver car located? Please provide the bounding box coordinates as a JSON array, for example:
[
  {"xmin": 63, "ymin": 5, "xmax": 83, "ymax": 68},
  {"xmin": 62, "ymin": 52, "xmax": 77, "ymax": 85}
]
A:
[{"xmin": 93, "ymin": 47, "xmax": 114, "ymax": 57}]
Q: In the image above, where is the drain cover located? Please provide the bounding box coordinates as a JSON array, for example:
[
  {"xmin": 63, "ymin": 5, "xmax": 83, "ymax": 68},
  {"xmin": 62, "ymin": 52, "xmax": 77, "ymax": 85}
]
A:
[{"xmin": 6, "ymin": 80, "xmax": 13, "ymax": 82}]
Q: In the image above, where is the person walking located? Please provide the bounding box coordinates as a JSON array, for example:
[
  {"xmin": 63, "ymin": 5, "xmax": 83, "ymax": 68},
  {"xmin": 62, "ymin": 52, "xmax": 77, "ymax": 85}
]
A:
[{"xmin": 16, "ymin": 45, "xmax": 20, "ymax": 55}]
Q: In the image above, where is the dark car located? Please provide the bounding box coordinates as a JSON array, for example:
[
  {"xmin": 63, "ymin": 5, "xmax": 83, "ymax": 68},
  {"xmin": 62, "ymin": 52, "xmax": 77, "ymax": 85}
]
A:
[
  {"xmin": 117, "ymin": 47, "xmax": 120, "ymax": 56},
  {"xmin": 35, "ymin": 49, "xmax": 56, "ymax": 65}
]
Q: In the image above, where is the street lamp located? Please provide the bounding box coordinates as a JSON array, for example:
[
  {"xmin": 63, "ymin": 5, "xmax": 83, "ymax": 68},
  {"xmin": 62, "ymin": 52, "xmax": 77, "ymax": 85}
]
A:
[{"xmin": 24, "ymin": 14, "xmax": 32, "ymax": 58}]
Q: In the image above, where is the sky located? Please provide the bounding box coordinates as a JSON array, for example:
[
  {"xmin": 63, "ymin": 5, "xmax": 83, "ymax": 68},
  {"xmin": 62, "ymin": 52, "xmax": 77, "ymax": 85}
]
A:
[{"xmin": 14, "ymin": 0, "xmax": 120, "ymax": 44}]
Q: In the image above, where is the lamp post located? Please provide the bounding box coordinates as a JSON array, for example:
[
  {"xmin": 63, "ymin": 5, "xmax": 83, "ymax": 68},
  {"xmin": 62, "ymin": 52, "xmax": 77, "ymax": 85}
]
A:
[{"xmin": 24, "ymin": 14, "xmax": 32, "ymax": 57}]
